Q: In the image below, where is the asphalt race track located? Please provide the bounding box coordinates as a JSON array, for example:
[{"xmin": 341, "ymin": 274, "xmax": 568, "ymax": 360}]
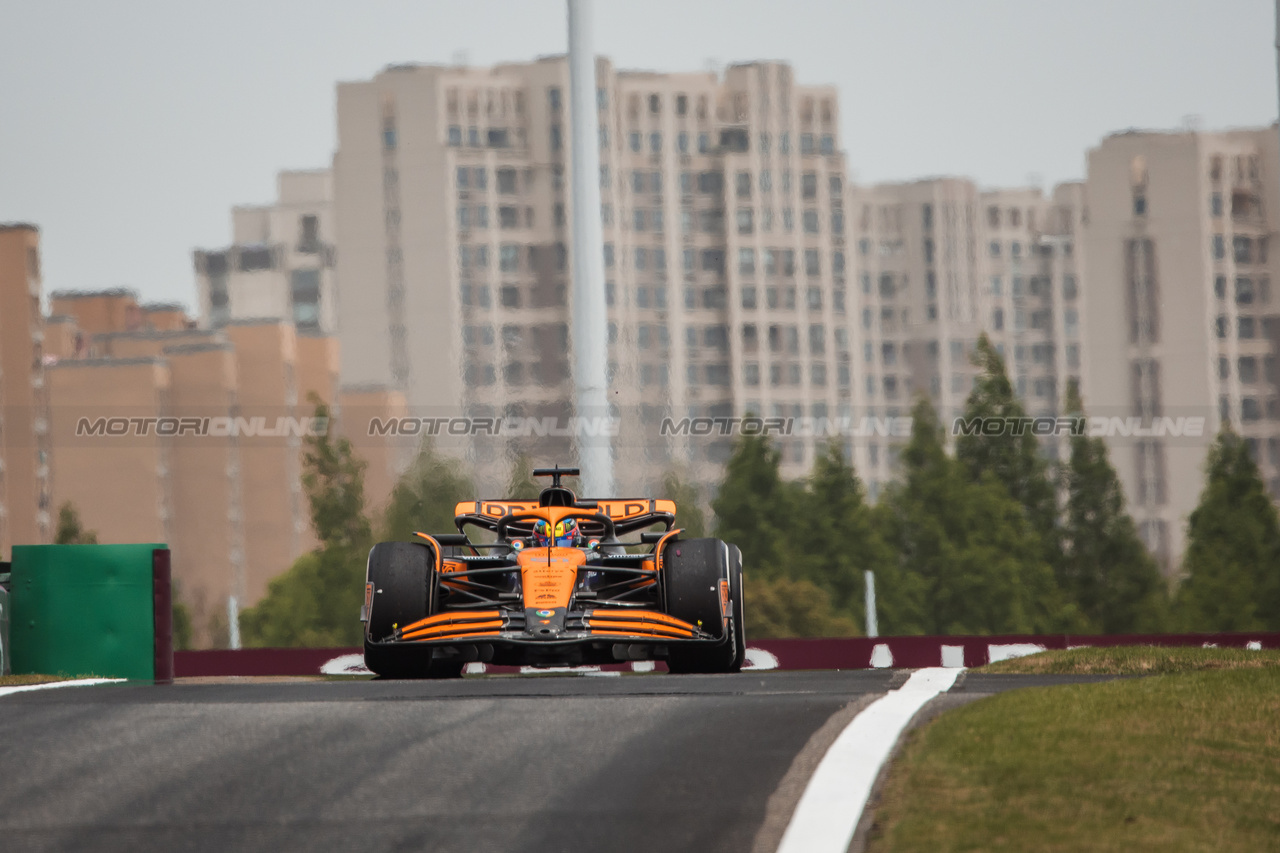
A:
[{"xmin": 0, "ymin": 670, "xmax": 1115, "ymax": 853}]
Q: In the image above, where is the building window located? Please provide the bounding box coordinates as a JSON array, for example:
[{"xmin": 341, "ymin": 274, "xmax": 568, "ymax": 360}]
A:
[
  {"xmin": 989, "ymin": 241, "xmax": 1001, "ymax": 257},
  {"xmin": 738, "ymin": 248, "xmax": 756, "ymax": 274},
  {"xmin": 737, "ymin": 208, "xmax": 754, "ymax": 234},
  {"xmin": 499, "ymin": 244, "xmax": 520, "ymax": 271},
  {"xmin": 803, "ymin": 209, "xmax": 819, "ymax": 233},
  {"xmin": 736, "ymin": 171, "xmax": 752, "ymax": 197},
  {"xmin": 809, "ymin": 323, "xmax": 825, "ymax": 354},
  {"xmin": 629, "ymin": 132, "xmax": 641, "ymax": 152},
  {"xmin": 805, "ymin": 249, "xmax": 820, "ymax": 276},
  {"xmin": 1234, "ymin": 236, "xmax": 1254, "ymax": 264},
  {"xmin": 650, "ymin": 132, "xmax": 662, "ymax": 152},
  {"xmin": 742, "ymin": 286, "xmax": 758, "ymax": 309}
]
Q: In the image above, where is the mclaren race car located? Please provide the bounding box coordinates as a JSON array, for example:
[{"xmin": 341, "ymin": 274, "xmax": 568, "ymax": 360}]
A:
[{"xmin": 361, "ymin": 466, "xmax": 745, "ymax": 677}]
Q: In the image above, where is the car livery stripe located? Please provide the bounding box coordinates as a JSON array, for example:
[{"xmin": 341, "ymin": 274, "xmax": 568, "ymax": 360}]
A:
[
  {"xmin": 586, "ymin": 622, "xmax": 696, "ymax": 638},
  {"xmin": 401, "ymin": 619, "xmax": 506, "ymax": 640},
  {"xmin": 586, "ymin": 609, "xmax": 698, "ymax": 630},
  {"xmin": 399, "ymin": 610, "xmax": 503, "ymax": 634}
]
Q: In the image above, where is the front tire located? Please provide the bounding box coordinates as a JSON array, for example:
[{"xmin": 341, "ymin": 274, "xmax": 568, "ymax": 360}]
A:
[
  {"xmin": 664, "ymin": 538, "xmax": 742, "ymax": 674},
  {"xmin": 363, "ymin": 541, "xmax": 463, "ymax": 679}
]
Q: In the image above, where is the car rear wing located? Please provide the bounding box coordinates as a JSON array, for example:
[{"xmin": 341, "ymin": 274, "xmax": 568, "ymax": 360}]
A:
[{"xmin": 454, "ymin": 498, "xmax": 677, "ymax": 537}]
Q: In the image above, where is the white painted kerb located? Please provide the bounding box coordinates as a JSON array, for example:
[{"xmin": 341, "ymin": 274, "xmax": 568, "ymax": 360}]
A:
[
  {"xmin": 775, "ymin": 667, "xmax": 962, "ymax": 853},
  {"xmin": 0, "ymin": 678, "xmax": 126, "ymax": 699}
]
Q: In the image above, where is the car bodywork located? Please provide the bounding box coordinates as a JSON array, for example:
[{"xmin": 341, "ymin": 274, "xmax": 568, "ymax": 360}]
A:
[{"xmin": 362, "ymin": 467, "xmax": 744, "ymax": 673}]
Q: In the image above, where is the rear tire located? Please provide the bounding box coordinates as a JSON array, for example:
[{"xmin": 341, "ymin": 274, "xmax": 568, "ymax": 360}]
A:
[
  {"xmin": 363, "ymin": 541, "xmax": 463, "ymax": 679},
  {"xmin": 664, "ymin": 538, "xmax": 741, "ymax": 674},
  {"xmin": 727, "ymin": 545, "xmax": 746, "ymax": 671}
]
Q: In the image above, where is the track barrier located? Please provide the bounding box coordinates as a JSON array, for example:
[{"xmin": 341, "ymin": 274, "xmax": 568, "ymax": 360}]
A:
[
  {"xmin": 9, "ymin": 544, "xmax": 173, "ymax": 682},
  {"xmin": 174, "ymin": 631, "xmax": 1280, "ymax": 677}
]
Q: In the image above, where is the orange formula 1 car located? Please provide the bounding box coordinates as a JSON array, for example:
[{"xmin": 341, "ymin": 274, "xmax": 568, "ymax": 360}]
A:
[{"xmin": 361, "ymin": 466, "xmax": 745, "ymax": 678}]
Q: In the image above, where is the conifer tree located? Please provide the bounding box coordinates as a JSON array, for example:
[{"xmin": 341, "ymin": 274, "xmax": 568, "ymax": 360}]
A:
[
  {"xmin": 1058, "ymin": 380, "xmax": 1168, "ymax": 632},
  {"xmin": 1177, "ymin": 428, "xmax": 1280, "ymax": 631},
  {"xmin": 711, "ymin": 432, "xmax": 798, "ymax": 577},
  {"xmin": 955, "ymin": 335, "xmax": 1059, "ymax": 559},
  {"xmin": 795, "ymin": 440, "xmax": 893, "ymax": 625},
  {"xmin": 880, "ymin": 397, "xmax": 1074, "ymax": 635}
]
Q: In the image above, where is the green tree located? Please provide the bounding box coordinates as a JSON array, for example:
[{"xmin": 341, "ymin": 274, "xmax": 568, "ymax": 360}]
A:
[
  {"xmin": 240, "ymin": 397, "xmax": 374, "ymax": 648},
  {"xmin": 240, "ymin": 549, "xmax": 367, "ymax": 647},
  {"xmin": 711, "ymin": 432, "xmax": 799, "ymax": 576},
  {"xmin": 879, "ymin": 397, "xmax": 1075, "ymax": 635},
  {"xmin": 302, "ymin": 396, "xmax": 372, "ymax": 552},
  {"xmin": 793, "ymin": 440, "xmax": 894, "ymax": 626},
  {"xmin": 54, "ymin": 502, "xmax": 98, "ymax": 544},
  {"xmin": 381, "ymin": 439, "xmax": 474, "ymax": 541},
  {"xmin": 745, "ymin": 574, "xmax": 861, "ymax": 638},
  {"xmin": 1058, "ymin": 380, "xmax": 1169, "ymax": 632},
  {"xmin": 955, "ymin": 335, "xmax": 1059, "ymax": 559},
  {"xmin": 663, "ymin": 469, "xmax": 706, "ymax": 539},
  {"xmin": 1176, "ymin": 428, "xmax": 1280, "ymax": 631}
]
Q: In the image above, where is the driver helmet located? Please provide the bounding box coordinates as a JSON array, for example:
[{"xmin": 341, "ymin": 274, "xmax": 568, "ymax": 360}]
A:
[
  {"xmin": 554, "ymin": 517, "xmax": 582, "ymax": 547},
  {"xmin": 531, "ymin": 519, "xmax": 552, "ymax": 547}
]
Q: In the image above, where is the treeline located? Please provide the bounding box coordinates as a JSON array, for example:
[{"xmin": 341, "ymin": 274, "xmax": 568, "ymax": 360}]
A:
[
  {"xmin": 718, "ymin": 336, "xmax": 1280, "ymax": 638},
  {"xmin": 240, "ymin": 337, "xmax": 1280, "ymax": 647}
]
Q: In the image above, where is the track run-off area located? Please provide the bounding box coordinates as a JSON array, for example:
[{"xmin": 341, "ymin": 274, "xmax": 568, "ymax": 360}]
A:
[{"xmin": 0, "ymin": 669, "xmax": 1116, "ymax": 853}]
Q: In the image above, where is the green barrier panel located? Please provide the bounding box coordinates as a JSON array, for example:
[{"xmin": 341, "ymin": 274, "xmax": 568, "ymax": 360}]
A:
[
  {"xmin": 0, "ymin": 578, "xmax": 10, "ymax": 676},
  {"xmin": 10, "ymin": 544, "xmax": 166, "ymax": 681}
]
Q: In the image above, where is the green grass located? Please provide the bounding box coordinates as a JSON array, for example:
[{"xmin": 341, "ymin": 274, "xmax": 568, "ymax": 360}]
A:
[
  {"xmin": 867, "ymin": 667, "xmax": 1280, "ymax": 852},
  {"xmin": 981, "ymin": 644, "xmax": 1280, "ymax": 675},
  {"xmin": 0, "ymin": 674, "xmax": 72, "ymax": 687}
]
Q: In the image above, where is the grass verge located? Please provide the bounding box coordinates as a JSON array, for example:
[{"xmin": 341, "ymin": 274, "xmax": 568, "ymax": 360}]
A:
[
  {"xmin": 982, "ymin": 644, "xmax": 1280, "ymax": 675},
  {"xmin": 0, "ymin": 674, "xmax": 72, "ymax": 687},
  {"xmin": 867, "ymin": 667, "xmax": 1280, "ymax": 852}
]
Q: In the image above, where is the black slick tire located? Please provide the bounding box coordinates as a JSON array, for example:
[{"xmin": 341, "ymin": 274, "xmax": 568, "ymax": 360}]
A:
[
  {"xmin": 363, "ymin": 540, "xmax": 463, "ymax": 679},
  {"xmin": 664, "ymin": 538, "xmax": 741, "ymax": 674}
]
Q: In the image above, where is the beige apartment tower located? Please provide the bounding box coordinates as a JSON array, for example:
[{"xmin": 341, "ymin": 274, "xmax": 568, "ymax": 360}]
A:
[
  {"xmin": 1082, "ymin": 127, "xmax": 1280, "ymax": 572},
  {"xmin": 0, "ymin": 224, "xmax": 52, "ymax": 556},
  {"xmin": 334, "ymin": 58, "xmax": 856, "ymax": 494}
]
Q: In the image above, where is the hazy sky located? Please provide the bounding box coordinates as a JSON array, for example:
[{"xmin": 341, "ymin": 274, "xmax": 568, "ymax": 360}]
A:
[{"xmin": 1, "ymin": 0, "xmax": 1276, "ymax": 309}]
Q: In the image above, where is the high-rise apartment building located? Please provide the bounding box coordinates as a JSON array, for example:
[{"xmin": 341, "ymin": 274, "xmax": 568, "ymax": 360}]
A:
[
  {"xmin": 334, "ymin": 58, "xmax": 853, "ymax": 492},
  {"xmin": 1082, "ymin": 127, "xmax": 1280, "ymax": 571},
  {"xmin": 0, "ymin": 224, "xmax": 52, "ymax": 556},
  {"xmin": 42, "ymin": 287, "xmax": 341, "ymax": 644},
  {"xmin": 845, "ymin": 179, "xmax": 1085, "ymax": 497},
  {"xmin": 194, "ymin": 170, "xmax": 337, "ymax": 333}
]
